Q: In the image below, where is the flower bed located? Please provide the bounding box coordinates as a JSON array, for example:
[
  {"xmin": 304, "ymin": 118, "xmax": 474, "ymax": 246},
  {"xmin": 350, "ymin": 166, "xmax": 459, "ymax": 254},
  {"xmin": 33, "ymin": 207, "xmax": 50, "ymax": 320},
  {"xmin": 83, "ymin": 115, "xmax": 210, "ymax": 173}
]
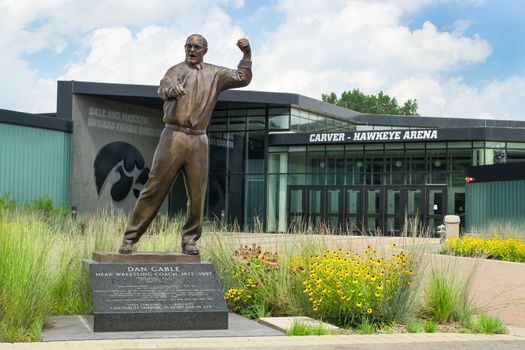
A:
[
  {"xmin": 301, "ymin": 246, "xmax": 415, "ymax": 327},
  {"xmin": 222, "ymin": 244, "xmax": 417, "ymax": 328},
  {"xmin": 443, "ymin": 237, "xmax": 525, "ymax": 263}
]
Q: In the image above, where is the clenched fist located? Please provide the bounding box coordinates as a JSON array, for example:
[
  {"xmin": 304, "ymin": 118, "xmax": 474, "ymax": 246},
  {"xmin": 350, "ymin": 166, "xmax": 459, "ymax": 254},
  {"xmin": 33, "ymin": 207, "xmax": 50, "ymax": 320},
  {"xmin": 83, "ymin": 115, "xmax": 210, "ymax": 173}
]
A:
[{"xmin": 237, "ymin": 38, "xmax": 251, "ymax": 59}]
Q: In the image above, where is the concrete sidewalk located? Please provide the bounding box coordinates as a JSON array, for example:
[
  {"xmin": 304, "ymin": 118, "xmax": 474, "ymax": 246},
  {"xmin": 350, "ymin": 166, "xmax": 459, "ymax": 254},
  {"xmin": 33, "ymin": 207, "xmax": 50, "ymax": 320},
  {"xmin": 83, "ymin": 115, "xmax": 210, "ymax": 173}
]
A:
[{"xmin": 1, "ymin": 332, "xmax": 525, "ymax": 350}]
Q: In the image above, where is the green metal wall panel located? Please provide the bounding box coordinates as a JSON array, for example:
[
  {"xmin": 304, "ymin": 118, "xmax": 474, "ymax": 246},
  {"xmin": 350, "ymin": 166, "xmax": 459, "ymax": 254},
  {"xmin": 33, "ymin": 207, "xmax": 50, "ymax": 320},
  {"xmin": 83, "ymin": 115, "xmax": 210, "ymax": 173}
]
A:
[
  {"xmin": 466, "ymin": 180, "xmax": 525, "ymax": 231},
  {"xmin": 0, "ymin": 123, "xmax": 71, "ymax": 206}
]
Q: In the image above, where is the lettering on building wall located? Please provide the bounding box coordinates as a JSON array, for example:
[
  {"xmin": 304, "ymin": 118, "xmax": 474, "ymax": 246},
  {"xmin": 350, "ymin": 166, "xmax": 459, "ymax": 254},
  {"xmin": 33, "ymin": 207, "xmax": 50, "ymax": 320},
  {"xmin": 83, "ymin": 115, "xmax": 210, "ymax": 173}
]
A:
[
  {"xmin": 309, "ymin": 133, "xmax": 346, "ymax": 142},
  {"xmin": 87, "ymin": 106, "xmax": 162, "ymax": 137},
  {"xmin": 307, "ymin": 129, "xmax": 439, "ymax": 143}
]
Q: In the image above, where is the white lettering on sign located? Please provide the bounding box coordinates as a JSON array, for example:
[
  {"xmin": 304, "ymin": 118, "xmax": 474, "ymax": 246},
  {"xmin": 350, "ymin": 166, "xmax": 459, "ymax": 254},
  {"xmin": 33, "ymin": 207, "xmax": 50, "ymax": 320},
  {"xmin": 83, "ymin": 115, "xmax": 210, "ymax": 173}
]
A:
[
  {"xmin": 309, "ymin": 133, "xmax": 345, "ymax": 142},
  {"xmin": 402, "ymin": 130, "xmax": 437, "ymax": 140},
  {"xmin": 353, "ymin": 131, "xmax": 402, "ymax": 141},
  {"xmin": 346, "ymin": 129, "xmax": 438, "ymax": 142}
]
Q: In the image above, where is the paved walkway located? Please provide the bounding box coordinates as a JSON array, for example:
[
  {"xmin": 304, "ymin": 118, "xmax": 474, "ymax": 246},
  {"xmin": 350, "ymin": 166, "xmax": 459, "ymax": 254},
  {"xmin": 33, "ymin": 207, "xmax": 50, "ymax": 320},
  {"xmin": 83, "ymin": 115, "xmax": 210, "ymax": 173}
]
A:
[{"xmin": 1, "ymin": 332, "xmax": 525, "ymax": 350}]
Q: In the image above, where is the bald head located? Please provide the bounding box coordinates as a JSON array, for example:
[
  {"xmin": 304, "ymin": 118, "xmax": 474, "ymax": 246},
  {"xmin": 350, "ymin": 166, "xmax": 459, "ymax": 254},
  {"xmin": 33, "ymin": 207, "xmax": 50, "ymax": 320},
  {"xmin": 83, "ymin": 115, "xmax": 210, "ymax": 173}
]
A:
[
  {"xmin": 186, "ymin": 34, "xmax": 207, "ymax": 48},
  {"xmin": 185, "ymin": 34, "xmax": 208, "ymax": 66}
]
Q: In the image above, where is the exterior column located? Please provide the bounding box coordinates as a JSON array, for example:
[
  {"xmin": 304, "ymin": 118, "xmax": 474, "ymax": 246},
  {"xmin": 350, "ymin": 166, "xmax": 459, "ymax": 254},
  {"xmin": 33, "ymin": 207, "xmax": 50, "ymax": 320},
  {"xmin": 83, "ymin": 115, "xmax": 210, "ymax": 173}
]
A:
[
  {"xmin": 267, "ymin": 154, "xmax": 278, "ymax": 232},
  {"xmin": 278, "ymin": 153, "xmax": 288, "ymax": 233}
]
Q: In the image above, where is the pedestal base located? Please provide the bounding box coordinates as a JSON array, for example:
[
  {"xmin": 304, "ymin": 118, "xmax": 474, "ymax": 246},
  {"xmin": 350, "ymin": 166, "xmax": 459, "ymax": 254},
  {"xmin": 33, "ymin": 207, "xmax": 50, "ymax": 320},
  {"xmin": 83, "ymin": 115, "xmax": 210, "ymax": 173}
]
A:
[{"xmin": 86, "ymin": 252, "xmax": 228, "ymax": 332}]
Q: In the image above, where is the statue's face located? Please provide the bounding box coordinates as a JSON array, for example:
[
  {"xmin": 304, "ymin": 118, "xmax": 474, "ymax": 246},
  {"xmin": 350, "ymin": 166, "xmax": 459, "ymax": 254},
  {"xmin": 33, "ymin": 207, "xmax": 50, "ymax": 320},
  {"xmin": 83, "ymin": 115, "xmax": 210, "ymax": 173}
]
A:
[{"xmin": 185, "ymin": 36, "xmax": 207, "ymax": 66}]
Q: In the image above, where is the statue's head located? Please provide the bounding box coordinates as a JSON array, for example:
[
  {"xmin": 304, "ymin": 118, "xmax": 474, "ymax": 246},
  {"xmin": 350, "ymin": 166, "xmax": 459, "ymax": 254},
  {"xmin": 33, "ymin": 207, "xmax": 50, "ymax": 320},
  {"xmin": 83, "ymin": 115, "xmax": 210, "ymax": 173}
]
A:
[{"xmin": 185, "ymin": 34, "xmax": 208, "ymax": 66}]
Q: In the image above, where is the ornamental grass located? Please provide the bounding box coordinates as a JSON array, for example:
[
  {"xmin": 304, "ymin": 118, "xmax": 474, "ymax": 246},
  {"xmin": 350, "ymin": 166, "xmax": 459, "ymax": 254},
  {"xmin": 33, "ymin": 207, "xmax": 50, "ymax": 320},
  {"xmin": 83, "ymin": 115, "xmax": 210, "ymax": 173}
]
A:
[{"xmin": 220, "ymin": 244, "xmax": 310, "ymax": 319}]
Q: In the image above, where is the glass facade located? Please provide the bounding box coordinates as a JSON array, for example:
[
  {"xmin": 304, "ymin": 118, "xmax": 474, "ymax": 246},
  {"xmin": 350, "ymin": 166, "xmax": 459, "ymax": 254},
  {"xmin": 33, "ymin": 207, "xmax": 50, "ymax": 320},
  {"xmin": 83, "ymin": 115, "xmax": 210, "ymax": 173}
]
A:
[
  {"xmin": 170, "ymin": 104, "xmax": 525, "ymax": 234},
  {"xmin": 205, "ymin": 107, "xmax": 268, "ymax": 229},
  {"xmin": 265, "ymin": 108, "xmax": 525, "ymax": 233}
]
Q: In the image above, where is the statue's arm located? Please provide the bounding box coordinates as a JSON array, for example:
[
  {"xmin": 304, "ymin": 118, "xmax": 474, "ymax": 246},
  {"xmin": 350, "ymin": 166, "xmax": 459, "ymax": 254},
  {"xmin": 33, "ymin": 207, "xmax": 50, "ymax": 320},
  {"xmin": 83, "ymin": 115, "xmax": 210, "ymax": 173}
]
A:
[
  {"xmin": 218, "ymin": 38, "xmax": 253, "ymax": 91},
  {"xmin": 158, "ymin": 67, "xmax": 185, "ymax": 101}
]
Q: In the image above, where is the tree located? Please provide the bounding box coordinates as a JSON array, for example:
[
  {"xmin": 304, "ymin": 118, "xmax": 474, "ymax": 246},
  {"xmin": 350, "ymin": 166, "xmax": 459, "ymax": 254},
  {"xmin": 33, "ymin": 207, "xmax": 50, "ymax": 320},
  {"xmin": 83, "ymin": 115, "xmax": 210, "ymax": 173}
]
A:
[{"xmin": 321, "ymin": 89, "xmax": 418, "ymax": 116}]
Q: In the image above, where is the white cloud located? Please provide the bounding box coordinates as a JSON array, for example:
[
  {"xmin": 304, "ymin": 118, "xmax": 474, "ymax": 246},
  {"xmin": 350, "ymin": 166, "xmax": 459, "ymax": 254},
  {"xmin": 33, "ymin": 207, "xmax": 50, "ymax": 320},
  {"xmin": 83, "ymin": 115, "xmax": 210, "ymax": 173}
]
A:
[
  {"xmin": 0, "ymin": 0, "xmax": 524, "ymax": 121},
  {"xmin": 249, "ymin": 0, "xmax": 525, "ymax": 120},
  {"xmin": 252, "ymin": 0, "xmax": 491, "ymax": 89},
  {"xmin": 0, "ymin": 0, "xmax": 246, "ymax": 112}
]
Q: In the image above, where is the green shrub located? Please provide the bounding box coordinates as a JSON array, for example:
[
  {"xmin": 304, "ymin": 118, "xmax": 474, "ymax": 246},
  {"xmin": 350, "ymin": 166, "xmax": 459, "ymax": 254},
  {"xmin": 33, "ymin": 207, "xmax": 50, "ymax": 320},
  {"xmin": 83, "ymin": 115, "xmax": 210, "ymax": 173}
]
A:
[
  {"xmin": 25, "ymin": 196, "xmax": 69, "ymax": 217},
  {"xmin": 357, "ymin": 319, "xmax": 375, "ymax": 334},
  {"xmin": 474, "ymin": 314, "xmax": 507, "ymax": 334},
  {"xmin": 424, "ymin": 320, "xmax": 438, "ymax": 333},
  {"xmin": 405, "ymin": 319, "xmax": 422, "ymax": 333},
  {"xmin": 0, "ymin": 193, "xmax": 15, "ymax": 210}
]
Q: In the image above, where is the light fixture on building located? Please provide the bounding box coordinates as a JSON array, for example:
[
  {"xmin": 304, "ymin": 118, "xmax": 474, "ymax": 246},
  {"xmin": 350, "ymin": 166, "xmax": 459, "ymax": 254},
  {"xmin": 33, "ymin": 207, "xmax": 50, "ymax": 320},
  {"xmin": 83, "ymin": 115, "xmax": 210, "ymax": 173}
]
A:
[
  {"xmin": 319, "ymin": 161, "xmax": 325, "ymax": 168},
  {"xmin": 356, "ymin": 161, "xmax": 363, "ymax": 168},
  {"xmin": 395, "ymin": 160, "xmax": 402, "ymax": 168},
  {"xmin": 434, "ymin": 160, "xmax": 442, "ymax": 167}
]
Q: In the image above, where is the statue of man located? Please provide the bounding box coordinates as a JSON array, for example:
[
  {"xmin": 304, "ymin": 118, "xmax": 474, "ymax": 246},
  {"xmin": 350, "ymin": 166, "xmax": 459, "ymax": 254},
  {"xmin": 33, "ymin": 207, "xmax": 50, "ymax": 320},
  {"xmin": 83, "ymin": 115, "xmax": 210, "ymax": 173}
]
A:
[{"xmin": 118, "ymin": 34, "xmax": 252, "ymax": 255}]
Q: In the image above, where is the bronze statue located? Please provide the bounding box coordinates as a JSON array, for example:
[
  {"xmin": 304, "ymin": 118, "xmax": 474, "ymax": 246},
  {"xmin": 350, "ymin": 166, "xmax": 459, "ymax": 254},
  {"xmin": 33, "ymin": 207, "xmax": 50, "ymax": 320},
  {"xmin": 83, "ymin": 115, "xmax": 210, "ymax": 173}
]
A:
[{"xmin": 118, "ymin": 34, "xmax": 252, "ymax": 255}]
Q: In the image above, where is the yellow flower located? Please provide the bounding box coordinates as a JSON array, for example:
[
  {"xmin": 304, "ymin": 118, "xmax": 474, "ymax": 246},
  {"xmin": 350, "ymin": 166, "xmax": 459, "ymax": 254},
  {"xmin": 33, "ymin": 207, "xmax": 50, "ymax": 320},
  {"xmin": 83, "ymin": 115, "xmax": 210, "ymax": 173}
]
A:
[
  {"xmin": 356, "ymin": 302, "xmax": 363, "ymax": 308},
  {"xmin": 367, "ymin": 308, "xmax": 373, "ymax": 314}
]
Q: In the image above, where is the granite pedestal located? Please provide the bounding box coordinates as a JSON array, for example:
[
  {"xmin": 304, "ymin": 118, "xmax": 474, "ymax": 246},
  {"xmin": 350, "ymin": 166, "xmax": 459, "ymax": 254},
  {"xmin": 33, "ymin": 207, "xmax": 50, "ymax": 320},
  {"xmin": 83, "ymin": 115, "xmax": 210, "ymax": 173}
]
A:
[{"xmin": 86, "ymin": 252, "xmax": 228, "ymax": 332}]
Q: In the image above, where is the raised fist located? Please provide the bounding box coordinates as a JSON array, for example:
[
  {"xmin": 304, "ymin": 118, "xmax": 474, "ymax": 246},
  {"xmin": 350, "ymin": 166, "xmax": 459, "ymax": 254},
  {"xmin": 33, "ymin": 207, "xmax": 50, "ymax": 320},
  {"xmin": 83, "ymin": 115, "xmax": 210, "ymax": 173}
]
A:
[{"xmin": 237, "ymin": 38, "xmax": 251, "ymax": 54}]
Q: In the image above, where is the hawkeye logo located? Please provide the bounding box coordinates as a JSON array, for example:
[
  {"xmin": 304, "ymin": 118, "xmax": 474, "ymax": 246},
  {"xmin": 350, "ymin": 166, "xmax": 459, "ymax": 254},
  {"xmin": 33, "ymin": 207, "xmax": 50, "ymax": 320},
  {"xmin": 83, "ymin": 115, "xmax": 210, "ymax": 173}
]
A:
[{"xmin": 94, "ymin": 142, "xmax": 150, "ymax": 202}]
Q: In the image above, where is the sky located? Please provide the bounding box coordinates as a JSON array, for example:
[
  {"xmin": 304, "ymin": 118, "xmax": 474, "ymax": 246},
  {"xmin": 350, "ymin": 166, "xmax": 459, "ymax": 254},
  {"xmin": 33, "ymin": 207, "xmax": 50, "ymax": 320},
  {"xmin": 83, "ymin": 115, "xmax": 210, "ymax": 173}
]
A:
[{"xmin": 1, "ymin": 0, "xmax": 525, "ymax": 120}]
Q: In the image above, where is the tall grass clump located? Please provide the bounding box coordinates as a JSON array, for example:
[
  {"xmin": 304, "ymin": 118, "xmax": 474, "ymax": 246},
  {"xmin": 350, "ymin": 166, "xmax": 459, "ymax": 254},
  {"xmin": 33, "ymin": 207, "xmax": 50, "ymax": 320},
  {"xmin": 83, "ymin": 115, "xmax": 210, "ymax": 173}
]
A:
[
  {"xmin": 216, "ymin": 243, "xmax": 311, "ymax": 319},
  {"xmin": 0, "ymin": 202, "xmax": 180, "ymax": 342},
  {"xmin": 0, "ymin": 210, "xmax": 58, "ymax": 341},
  {"xmin": 470, "ymin": 221, "xmax": 525, "ymax": 242},
  {"xmin": 421, "ymin": 265, "xmax": 475, "ymax": 324},
  {"xmin": 473, "ymin": 314, "xmax": 507, "ymax": 334},
  {"xmin": 287, "ymin": 319, "xmax": 331, "ymax": 336}
]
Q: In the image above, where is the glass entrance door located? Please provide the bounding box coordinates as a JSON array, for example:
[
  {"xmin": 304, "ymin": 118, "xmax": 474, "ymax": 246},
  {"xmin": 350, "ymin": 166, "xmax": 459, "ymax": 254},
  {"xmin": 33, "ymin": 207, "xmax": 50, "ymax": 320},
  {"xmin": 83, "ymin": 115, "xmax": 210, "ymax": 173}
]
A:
[
  {"xmin": 287, "ymin": 186, "xmax": 306, "ymax": 231},
  {"xmin": 364, "ymin": 188, "xmax": 382, "ymax": 233},
  {"xmin": 406, "ymin": 187, "xmax": 424, "ymax": 234},
  {"xmin": 345, "ymin": 187, "xmax": 362, "ymax": 233},
  {"xmin": 307, "ymin": 187, "xmax": 323, "ymax": 230},
  {"xmin": 381, "ymin": 186, "xmax": 426, "ymax": 236},
  {"xmin": 385, "ymin": 187, "xmax": 402, "ymax": 235},
  {"xmin": 326, "ymin": 187, "xmax": 343, "ymax": 232},
  {"xmin": 288, "ymin": 186, "xmax": 345, "ymax": 232},
  {"xmin": 427, "ymin": 186, "xmax": 447, "ymax": 234}
]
